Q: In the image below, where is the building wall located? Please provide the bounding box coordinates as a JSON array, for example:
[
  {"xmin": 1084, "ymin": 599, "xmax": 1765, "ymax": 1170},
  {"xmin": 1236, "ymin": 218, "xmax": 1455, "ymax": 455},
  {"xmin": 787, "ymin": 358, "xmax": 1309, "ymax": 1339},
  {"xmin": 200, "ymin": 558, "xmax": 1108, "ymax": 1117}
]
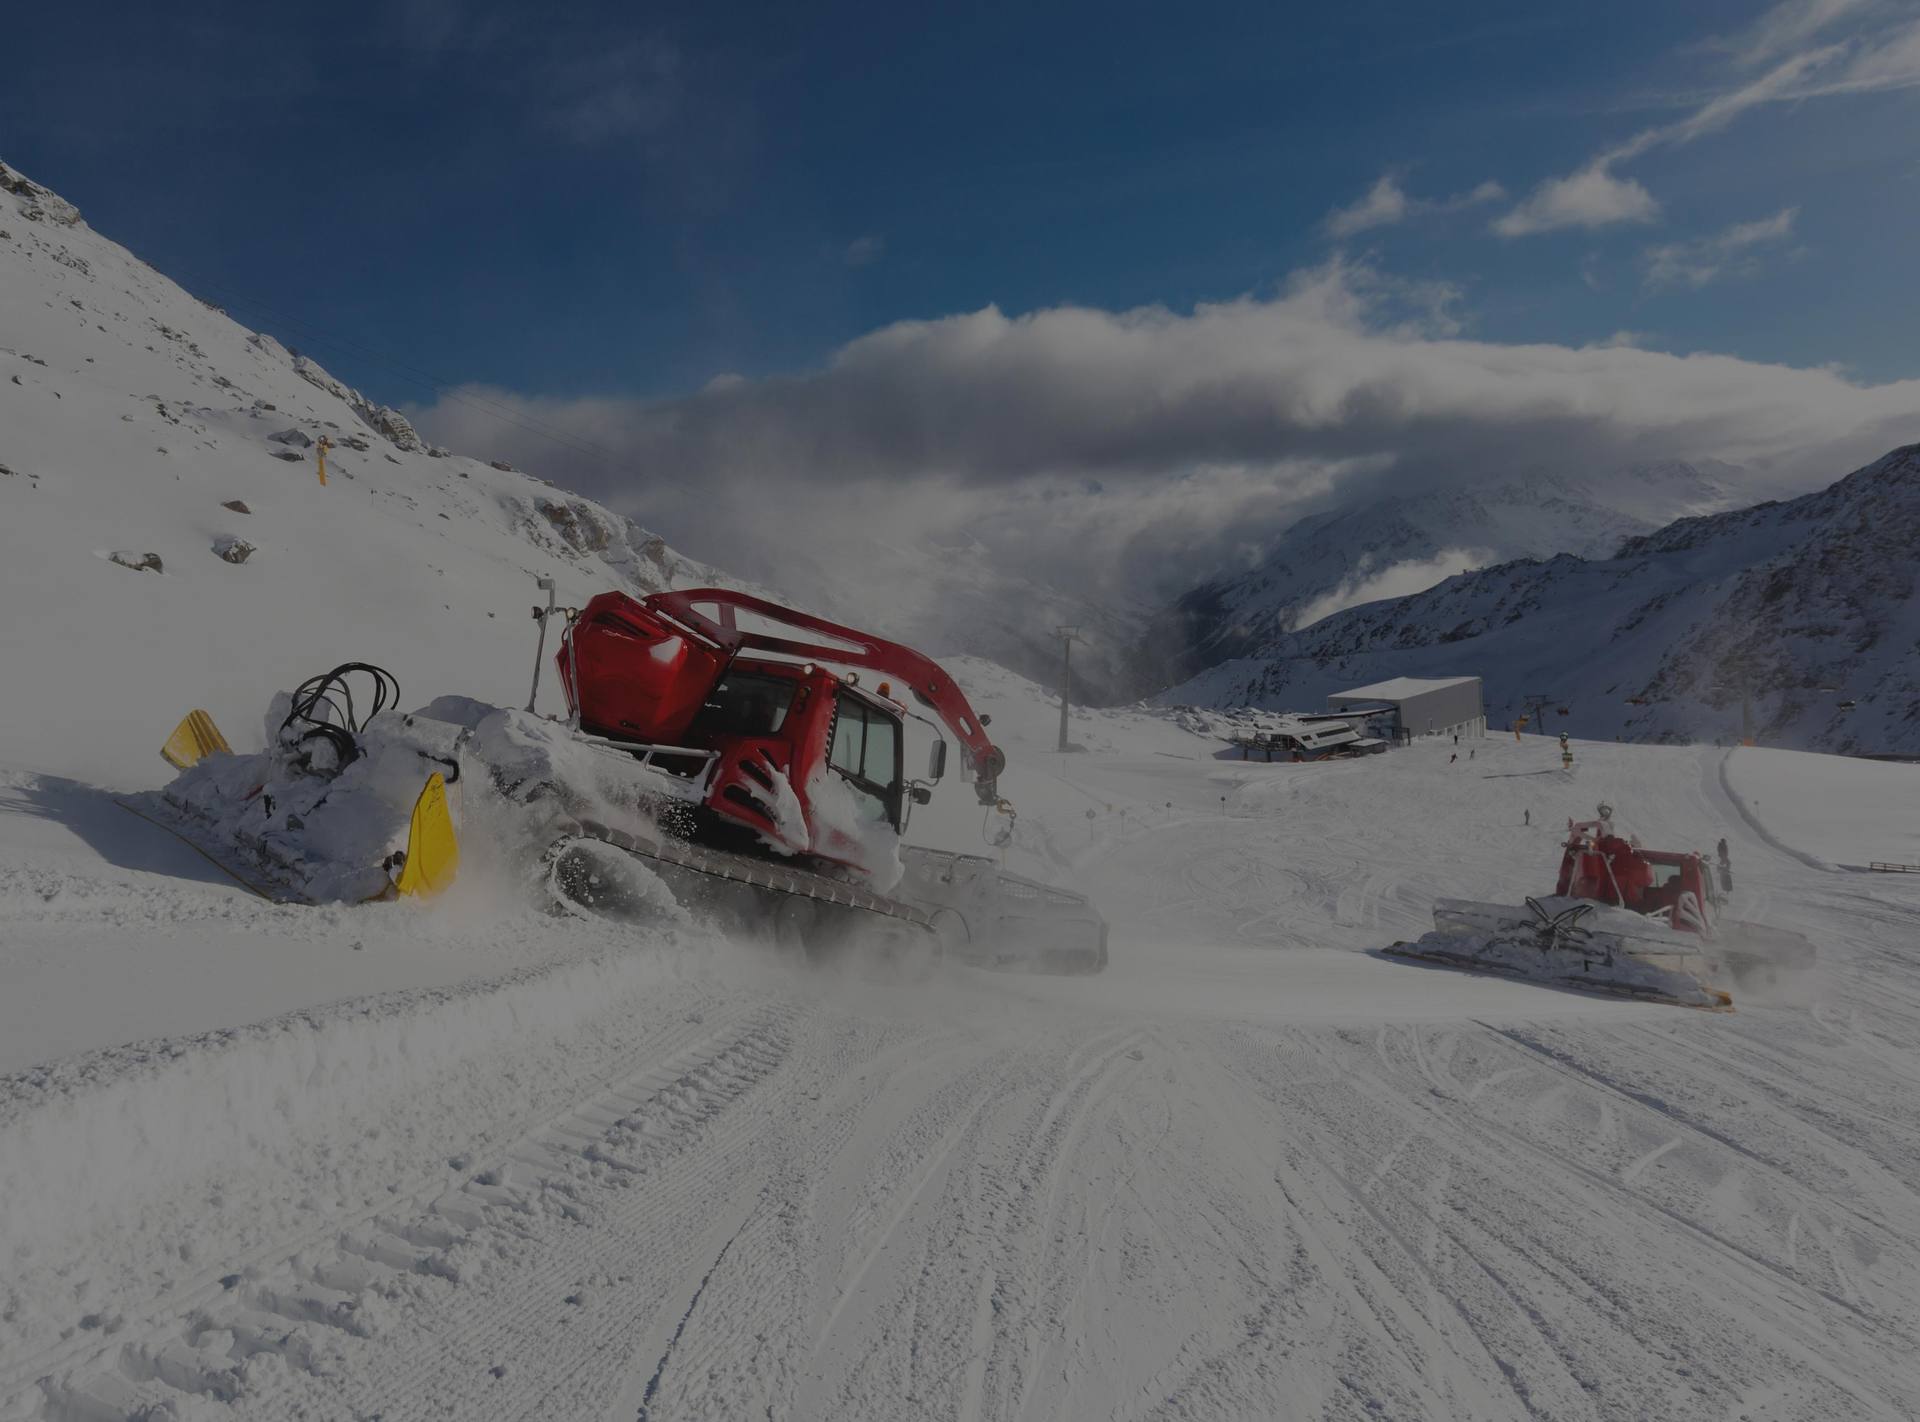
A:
[
  {"xmin": 1395, "ymin": 680, "xmax": 1485, "ymax": 739},
  {"xmin": 1329, "ymin": 680, "xmax": 1485, "ymax": 741}
]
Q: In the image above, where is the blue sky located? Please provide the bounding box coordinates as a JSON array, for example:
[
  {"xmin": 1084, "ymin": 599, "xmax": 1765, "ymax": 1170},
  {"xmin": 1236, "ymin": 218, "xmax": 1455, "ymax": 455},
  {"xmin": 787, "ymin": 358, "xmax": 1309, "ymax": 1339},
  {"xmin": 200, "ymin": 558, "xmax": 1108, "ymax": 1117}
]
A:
[
  {"xmin": 8, "ymin": 1, "xmax": 1920, "ymax": 605},
  {"xmin": 8, "ymin": 0, "xmax": 1918, "ymax": 399}
]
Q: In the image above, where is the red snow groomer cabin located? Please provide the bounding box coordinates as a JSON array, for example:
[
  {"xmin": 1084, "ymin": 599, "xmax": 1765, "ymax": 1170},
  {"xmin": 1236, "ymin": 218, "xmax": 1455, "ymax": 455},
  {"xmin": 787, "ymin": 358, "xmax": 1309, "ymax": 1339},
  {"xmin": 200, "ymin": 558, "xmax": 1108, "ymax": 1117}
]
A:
[
  {"xmin": 1555, "ymin": 816, "xmax": 1718, "ymax": 935},
  {"xmin": 554, "ymin": 587, "xmax": 1005, "ymax": 886}
]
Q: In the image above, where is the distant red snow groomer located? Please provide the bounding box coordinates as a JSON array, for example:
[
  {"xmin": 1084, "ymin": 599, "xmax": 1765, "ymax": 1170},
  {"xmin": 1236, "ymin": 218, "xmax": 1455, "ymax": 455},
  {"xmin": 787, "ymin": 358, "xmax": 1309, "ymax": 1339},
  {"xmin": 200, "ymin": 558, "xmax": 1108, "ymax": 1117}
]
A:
[
  {"xmin": 1389, "ymin": 806, "xmax": 1813, "ymax": 1009},
  {"xmin": 544, "ymin": 587, "xmax": 1105, "ymax": 973}
]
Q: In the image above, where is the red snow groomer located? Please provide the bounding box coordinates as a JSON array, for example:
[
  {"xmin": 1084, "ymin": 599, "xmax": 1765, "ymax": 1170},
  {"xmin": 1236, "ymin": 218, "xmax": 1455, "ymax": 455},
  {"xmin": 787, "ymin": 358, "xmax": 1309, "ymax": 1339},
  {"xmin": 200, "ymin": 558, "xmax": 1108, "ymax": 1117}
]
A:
[
  {"xmin": 1392, "ymin": 806, "xmax": 1812, "ymax": 1009},
  {"xmin": 539, "ymin": 587, "xmax": 1107, "ymax": 973},
  {"xmin": 1553, "ymin": 822, "xmax": 1717, "ymax": 934}
]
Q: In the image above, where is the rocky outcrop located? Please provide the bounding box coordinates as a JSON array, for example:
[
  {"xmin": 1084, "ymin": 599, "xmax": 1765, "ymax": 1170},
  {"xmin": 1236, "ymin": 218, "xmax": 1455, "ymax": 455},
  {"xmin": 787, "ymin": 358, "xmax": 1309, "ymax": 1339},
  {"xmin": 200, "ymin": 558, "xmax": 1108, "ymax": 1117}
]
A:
[
  {"xmin": 509, "ymin": 496, "xmax": 681, "ymax": 593},
  {"xmin": 537, "ymin": 498, "xmax": 613, "ymax": 554},
  {"xmin": 364, "ymin": 404, "xmax": 426, "ymax": 453},
  {"xmin": 0, "ymin": 161, "xmax": 82, "ymax": 226},
  {"xmin": 289, "ymin": 355, "xmax": 426, "ymax": 453}
]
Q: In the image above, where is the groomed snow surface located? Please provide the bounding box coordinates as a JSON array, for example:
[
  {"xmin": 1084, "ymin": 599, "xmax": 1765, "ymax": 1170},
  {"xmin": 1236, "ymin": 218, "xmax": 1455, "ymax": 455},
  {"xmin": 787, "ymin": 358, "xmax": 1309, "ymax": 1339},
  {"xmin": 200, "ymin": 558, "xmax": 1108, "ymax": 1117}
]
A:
[{"xmin": 6, "ymin": 668, "xmax": 1920, "ymax": 1422}]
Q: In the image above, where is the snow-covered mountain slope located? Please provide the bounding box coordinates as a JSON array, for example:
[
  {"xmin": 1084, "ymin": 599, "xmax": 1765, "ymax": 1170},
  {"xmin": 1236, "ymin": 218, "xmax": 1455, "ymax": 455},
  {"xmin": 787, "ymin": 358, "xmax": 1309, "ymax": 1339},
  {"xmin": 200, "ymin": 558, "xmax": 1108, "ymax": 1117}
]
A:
[
  {"xmin": 1161, "ymin": 445, "xmax": 1920, "ymax": 754},
  {"xmin": 1139, "ymin": 466, "xmax": 1739, "ymax": 692},
  {"xmin": 0, "ymin": 158, "xmax": 739, "ymax": 786}
]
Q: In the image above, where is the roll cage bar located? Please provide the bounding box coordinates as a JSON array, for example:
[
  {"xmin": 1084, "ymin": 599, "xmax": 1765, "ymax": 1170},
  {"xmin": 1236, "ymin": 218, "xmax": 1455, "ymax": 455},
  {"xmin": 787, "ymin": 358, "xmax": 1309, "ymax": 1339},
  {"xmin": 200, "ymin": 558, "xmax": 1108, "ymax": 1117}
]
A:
[{"xmin": 645, "ymin": 588, "xmax": 1007, "ymax": 804}]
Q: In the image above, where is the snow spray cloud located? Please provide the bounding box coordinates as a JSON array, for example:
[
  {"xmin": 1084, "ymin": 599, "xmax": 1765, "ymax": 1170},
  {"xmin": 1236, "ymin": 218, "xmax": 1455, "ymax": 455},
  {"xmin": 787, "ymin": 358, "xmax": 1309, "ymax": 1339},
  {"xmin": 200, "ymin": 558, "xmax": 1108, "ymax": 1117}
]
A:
[
  {"xmin": 409, "ymin": 255, "xmax": 1920, "ymax": 615},
  {"xmin": 1291, "ymin": 548, "xmax": 1497, "ymax": 631}
]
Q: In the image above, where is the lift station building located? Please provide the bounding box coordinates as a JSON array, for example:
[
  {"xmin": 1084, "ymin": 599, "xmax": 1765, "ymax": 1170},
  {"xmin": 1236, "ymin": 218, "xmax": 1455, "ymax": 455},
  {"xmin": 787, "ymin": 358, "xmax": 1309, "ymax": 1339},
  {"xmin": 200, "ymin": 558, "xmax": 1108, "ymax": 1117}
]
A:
[{"xmin": 1327, "ymin": 676, "xmax": 1485, "ymax": 743}]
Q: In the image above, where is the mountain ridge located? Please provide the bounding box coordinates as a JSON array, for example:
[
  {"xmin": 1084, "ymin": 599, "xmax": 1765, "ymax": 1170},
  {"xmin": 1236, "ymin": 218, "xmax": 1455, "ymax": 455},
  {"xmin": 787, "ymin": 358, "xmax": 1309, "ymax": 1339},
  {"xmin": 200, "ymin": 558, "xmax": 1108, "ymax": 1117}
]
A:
[
  {"xmin": 1157, "ymin": 444, "xmax": 1920, "ymax": 754},
  {"xmin": 1132, "ymin": 464, "xmax": 1739, "ymax": 696}
]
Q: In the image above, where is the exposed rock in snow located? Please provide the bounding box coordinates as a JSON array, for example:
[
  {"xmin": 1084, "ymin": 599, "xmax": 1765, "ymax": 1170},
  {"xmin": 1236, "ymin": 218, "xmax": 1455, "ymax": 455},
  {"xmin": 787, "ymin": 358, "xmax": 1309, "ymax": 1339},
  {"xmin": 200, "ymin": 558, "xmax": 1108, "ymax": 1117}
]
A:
[
  {"xmin": 289, "ymin": 353, "xmax": 427, "ymax": 452},
  {"xmin": 366, "ymin": 403, "xmax": 426, "ymax": 452},
  {"xmin": 290, "ymin": 353, "xmax": 353, "ymax": 403},
  {"xmin": 211, "ymin": 534, "xmax": 254, "ymax": 564},
  {"xmin": 538, "ymin": 497, "xmax": 611, "ymax": 552},
  {"xmin": 267, "ymin": 427, "xmax": 312, "ymax": 447},
  {"xmin": 221, "ymin": 498, "xmax": 251, "ymax": 514},
  {"xmin": 507, "ymin": 496, "xmax": 700, "ymax": 594},
  {"xmin": 108, "ymin": 550, "xmax": 163, "ymax": 573},
  {"xmin": 270, "ymin": 449, "xmax": 305, "ymax": 462},
  {"xmin": 0, "ymin": 159, "xmax": 82, "ymax": 225}
]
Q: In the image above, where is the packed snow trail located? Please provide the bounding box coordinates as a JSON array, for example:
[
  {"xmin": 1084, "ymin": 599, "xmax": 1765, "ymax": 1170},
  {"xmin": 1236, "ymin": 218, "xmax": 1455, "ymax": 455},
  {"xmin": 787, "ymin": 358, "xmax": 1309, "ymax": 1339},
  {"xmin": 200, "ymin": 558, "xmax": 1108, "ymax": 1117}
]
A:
[{"xmin": 6, "ymin": 714, "xmax": 1920, "ymax": 1420}]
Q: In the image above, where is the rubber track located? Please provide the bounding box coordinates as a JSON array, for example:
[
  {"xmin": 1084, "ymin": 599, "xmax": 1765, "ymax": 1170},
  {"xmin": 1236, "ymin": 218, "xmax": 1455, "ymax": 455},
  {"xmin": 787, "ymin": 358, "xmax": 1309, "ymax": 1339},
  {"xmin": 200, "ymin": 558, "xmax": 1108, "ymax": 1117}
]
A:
[{"xmin": 558, "ymin": 817, "xmax": 936, "ymax": 930}]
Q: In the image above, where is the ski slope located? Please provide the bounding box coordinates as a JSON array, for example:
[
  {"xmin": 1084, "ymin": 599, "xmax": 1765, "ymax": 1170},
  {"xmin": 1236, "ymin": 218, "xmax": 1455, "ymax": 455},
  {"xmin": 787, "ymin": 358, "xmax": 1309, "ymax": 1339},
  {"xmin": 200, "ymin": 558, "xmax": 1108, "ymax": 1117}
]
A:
[
  {"xmin": 6, "ymin": 157, "xmax": 1920, "ymax": 1421},
  {"xmin": 1721, "ymin": 744, "xmax": 1920, "ymax": 871},
  {"xmin": 6, "ymin": 670, "xmax": 1920, "ymax": 1420}
]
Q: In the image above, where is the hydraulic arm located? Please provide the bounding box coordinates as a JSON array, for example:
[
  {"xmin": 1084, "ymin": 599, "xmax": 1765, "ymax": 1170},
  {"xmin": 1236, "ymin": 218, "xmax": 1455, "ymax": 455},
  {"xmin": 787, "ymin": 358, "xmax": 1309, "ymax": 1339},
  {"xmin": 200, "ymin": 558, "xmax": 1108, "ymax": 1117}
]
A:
[{"xmin": 632, "ymin": 588, "xmax": 1008, "ymax": 803}]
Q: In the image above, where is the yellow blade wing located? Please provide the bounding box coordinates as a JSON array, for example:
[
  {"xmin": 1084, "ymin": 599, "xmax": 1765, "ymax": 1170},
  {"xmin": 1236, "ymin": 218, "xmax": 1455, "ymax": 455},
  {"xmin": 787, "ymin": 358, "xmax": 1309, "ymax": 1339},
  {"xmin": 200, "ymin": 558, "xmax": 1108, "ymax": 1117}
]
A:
[
  {"xmin": 160, "ymin": 709, "xmax": 232, "ymax": 769},
  {"xmin": 394, "ymin": 773, "xmax": 459, "ymax": 899}
]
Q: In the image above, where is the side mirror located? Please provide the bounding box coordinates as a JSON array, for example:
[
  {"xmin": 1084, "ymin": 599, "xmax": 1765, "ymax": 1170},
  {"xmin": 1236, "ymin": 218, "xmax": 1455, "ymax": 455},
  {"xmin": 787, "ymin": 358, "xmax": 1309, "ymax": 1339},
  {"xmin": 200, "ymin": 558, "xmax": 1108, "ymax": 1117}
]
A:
[{"xmin": 928, "ymin": 739, "xmax": 948, "ymax": 781}]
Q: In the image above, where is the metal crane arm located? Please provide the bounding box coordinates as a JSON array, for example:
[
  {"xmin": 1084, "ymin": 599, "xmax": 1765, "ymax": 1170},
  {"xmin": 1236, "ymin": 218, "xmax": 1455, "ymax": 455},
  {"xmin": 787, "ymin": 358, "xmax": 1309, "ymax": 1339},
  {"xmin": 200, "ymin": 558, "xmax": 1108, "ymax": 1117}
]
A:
[{"xmin": 645, "ymin": 588, "xmax": 1008, "ymax": 802}]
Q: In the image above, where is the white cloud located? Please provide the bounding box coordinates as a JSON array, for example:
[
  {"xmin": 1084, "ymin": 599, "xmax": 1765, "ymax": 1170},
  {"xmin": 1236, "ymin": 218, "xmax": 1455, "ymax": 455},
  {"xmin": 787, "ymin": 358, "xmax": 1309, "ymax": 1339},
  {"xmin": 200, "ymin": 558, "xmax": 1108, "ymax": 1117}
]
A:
[
  {"xmin": 410, "ymin": 256, "xmax": 1920, "ymax": 611},
  {"xmin": 1664, "ymin": 44, "xmax": 1848, "ymax": 143},
  {"xmin": 1717, "ymin": 0, "xmax": 1874, "ymax": 68},
  {"xmin": 1496, "ymin": 7, "xmax": 1920, "ymax": 239},
  {"xmin": 1643, "ymin": 207, "xmax": 1800, "ymax": 289},
  {"xmin": 1292, "ymin": 548, "xmax": 1494, "ymax": 629},
  {"xmin": 1495, "ymin": 44, "xmax": 1826, "ymax": 238},
  {"xmin": 1325, "ymin": 173, "xmax": 1410, "ymax": 237},
  {"xmin": 1325, "ymin": 172, "xmax": 1504, "ymax": 237},
  {"xmin": 540, "ymin": 39, "xmax": 682, "ymax": 143},
  {"xmin": 844, "ymin": 235, "xmax": 886, "ymax": 268},
  {"xmin": 1492, "ymin": 155, "xmax": 1660, "ymax": 236},
  {"xmin": 1816, "ymin": 13, "xmax": 1920, "ymax": 93}
]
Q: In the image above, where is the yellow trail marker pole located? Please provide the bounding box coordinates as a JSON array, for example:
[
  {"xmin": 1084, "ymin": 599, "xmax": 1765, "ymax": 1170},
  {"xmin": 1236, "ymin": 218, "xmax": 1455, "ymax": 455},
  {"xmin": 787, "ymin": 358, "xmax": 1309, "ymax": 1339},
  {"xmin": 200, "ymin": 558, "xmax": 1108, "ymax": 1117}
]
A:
[{"xmin": 315, "ymin": 435, "xmax": 332, "ymax": 486}]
